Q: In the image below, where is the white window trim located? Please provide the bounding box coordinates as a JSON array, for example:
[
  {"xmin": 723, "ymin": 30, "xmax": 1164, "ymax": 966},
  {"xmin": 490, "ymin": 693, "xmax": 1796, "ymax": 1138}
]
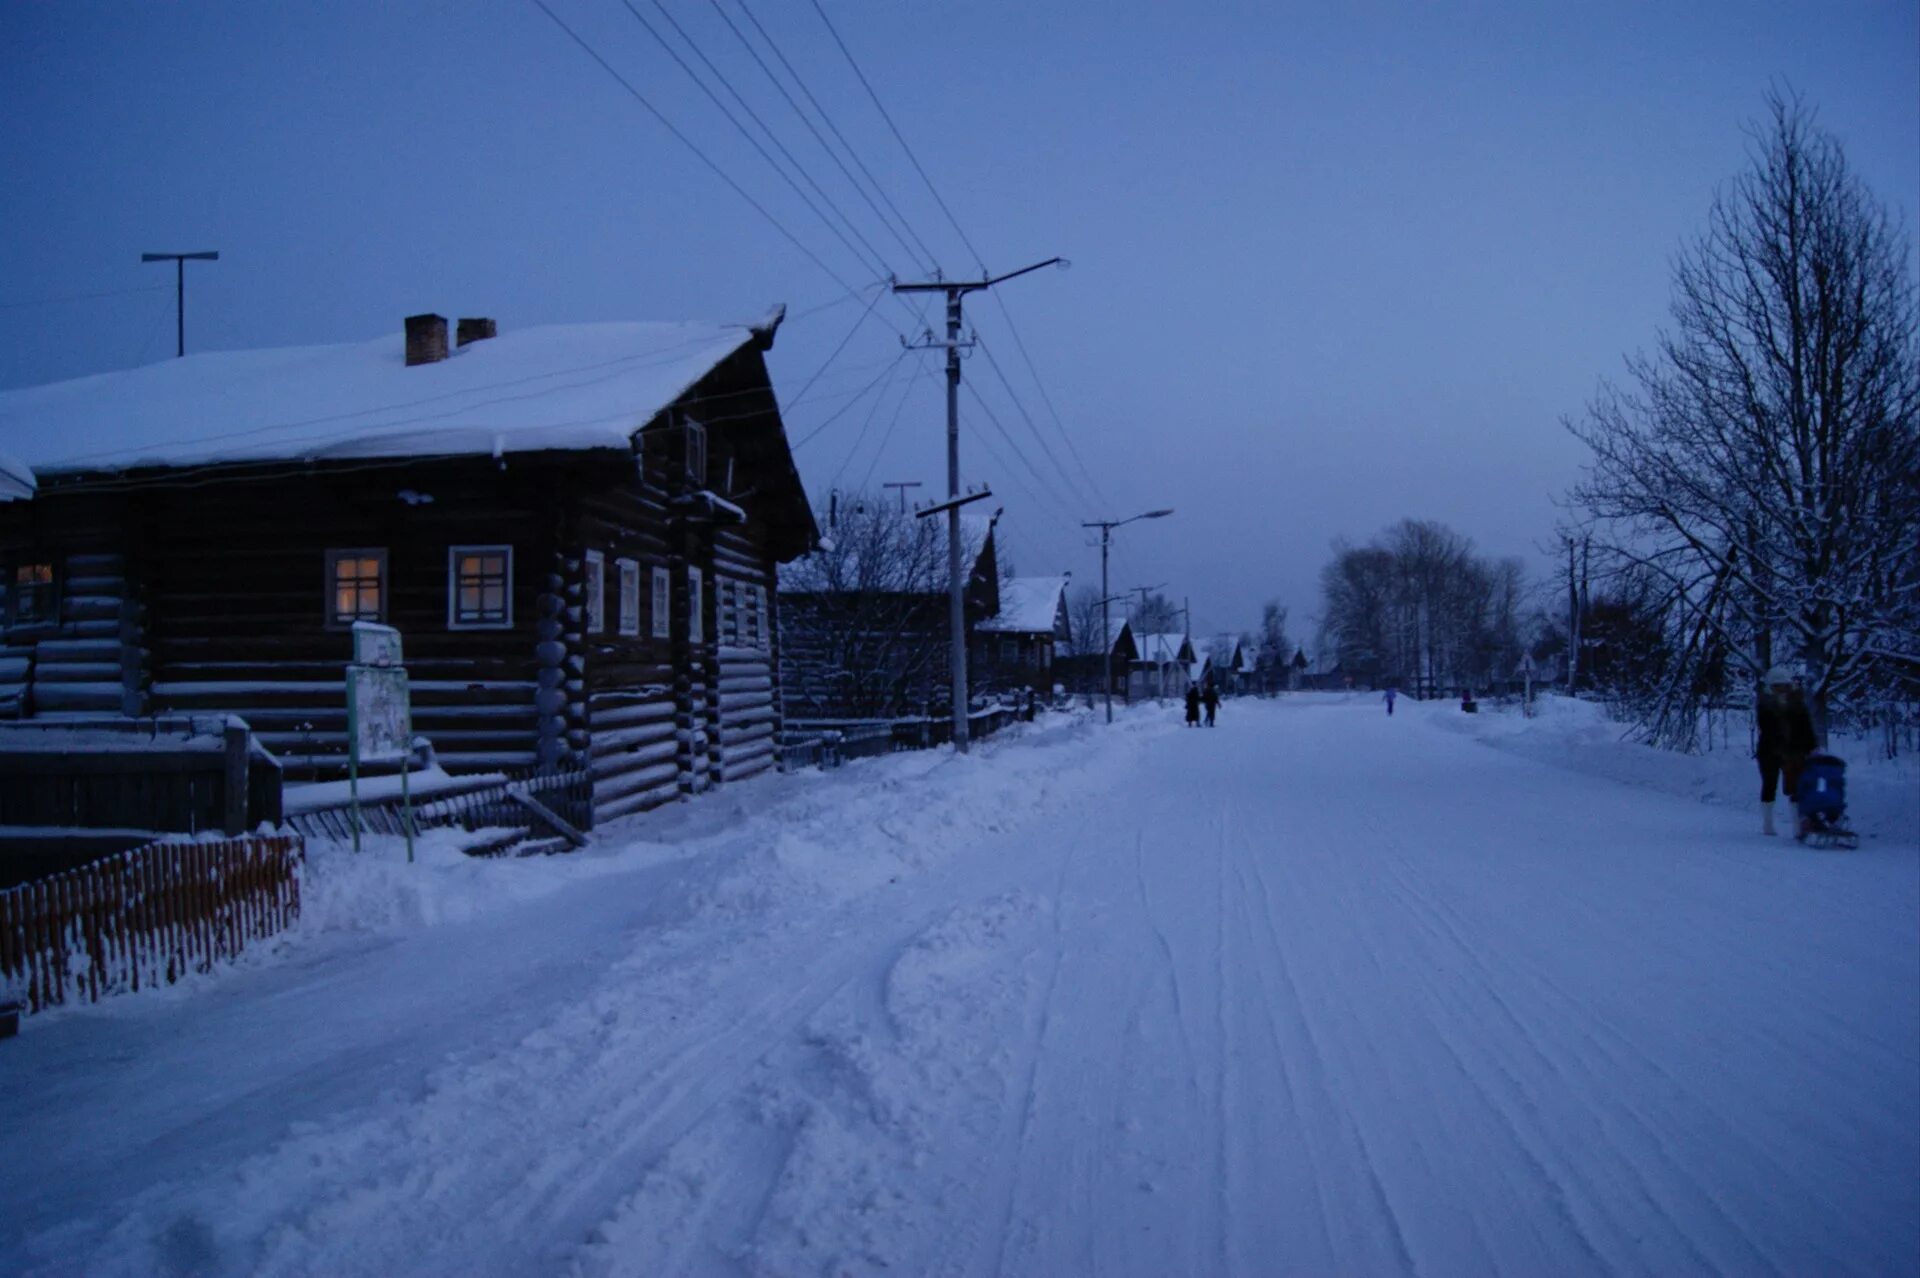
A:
[
  {"xmin": 685, "ymin": 418, "xmax": 707, "ymax": 484},
  {"xmin": 688, "ymin": 566, "xmax": 704, "ymax": 644},
  {"xmin": 616, "ymin": 558, "xmax": 640, "ymax": 637},
  {"xmin": 651, "ymin": 566, "xmax": 671, "ymax": 640},
  {"xmin": 325, "ymin": 547, "xmax": 387, "ymax": 630},
  {"xmin": 585, "ymin": 548, "xmax": 606, "ymax": 634},
  {"xmin": 447, "ymin": 544, "xmax": 515, "ymax": 630}
]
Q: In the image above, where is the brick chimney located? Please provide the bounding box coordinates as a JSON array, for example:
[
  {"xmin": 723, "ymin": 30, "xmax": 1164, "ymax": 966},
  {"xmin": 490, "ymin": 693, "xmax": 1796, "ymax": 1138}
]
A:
[
  {"xmin": 456, "ymin": 317, "xmax": 498, "ymax": 348},
  {"xmin": 405, "ymin": 313, "xmax": 448, "ymax": 366}
]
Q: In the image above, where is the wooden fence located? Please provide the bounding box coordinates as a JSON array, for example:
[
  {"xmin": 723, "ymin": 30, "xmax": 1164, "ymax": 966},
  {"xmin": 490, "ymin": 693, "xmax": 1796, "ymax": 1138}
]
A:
[
  {"xmin": 285, "ymin": 765, "xmax": 592, "ymax": 855},
  {"xmin": 0, "ymin": 832, "xmax": 304, "ymax": 1015}
]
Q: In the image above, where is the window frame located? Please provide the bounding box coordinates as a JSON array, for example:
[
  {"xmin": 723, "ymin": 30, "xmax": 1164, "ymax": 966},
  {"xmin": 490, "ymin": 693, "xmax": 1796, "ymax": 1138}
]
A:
[
  {"xmin": 584, "ymin": 548, "xmax": 606, "ymax": 634},
  {"xmin": 684, "ymin": 418, "xmax": 708, "ymax": 486},
  {"xmin": 616, "ymin": 558, "xmax": 641, "ymax": 637},
  {"xmin": 447, "ymin": 544, "xmax": 515, "ymax": 631},
  {"xmin": 324, "ymin": 548, "xmax": 387, "ymax": 630},
  {"xmin": 651, "ymin": 566, "xmax": 671, "ymax": 640},
  {"xmin": 687, "ymin": 566, "xmax": 704, "ymax": 644}
]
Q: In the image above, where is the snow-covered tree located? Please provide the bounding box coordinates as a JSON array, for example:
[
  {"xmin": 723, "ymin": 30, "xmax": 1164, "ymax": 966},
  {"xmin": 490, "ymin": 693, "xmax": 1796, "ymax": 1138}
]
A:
[{"xmin": 1566, "ymin": 91, "xmax": 1920, "ymax": 745}]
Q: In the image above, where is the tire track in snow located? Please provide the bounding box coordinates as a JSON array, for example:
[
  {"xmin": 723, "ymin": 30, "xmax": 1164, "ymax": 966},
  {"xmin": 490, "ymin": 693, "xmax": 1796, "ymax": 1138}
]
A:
[{"xmin": 1361, "ymin": 812, "xmax": 1795, "ymax": 1276}]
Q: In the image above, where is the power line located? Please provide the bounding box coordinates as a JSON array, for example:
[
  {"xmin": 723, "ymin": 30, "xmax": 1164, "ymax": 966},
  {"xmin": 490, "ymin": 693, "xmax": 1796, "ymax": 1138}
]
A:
[
  {"xmin": 526, "ymin": 0, "xmax": 873, "ymax": 311},
  {"xmin": 0, "ymin": 284, "xmax": 170, "ymax": 311},
  {"xmin": 962, "ymin": 380, "xmax": 1083, "ymax": 519},
  {"xmin": 857, "ymin": 360, "xmax": 930, "ymax": 492},
  {"xmin": 790, "ymin": 348, "xmax": 909, "ymax": 451},
  {"xmin": 783, "ymin": 282, "xmax": 886, "ymax": 411},
  {"xmin": 734, "ymin": 0, "xmax": 943, "ymax": 273},
  {"xmin": 632, "ymin": 0, "xmax": 898, "ymax": 287},
  {"xmin": 826, "ymin": 347, "xmax": 910, "ymax": 489},
  {"xmin": 984, "ymin": 292, "xmax": 1110, "ymax": 510},
  {"xmin": 973, "ymin": 332, "xmax": 1098, "ymax": 515},
  {"xmin": 808, "ymin": 0, "xmax": 985, "ymax": 271},
  {"xmin": 706, "ymin": 0, "xmax": 936, "ymax": 277}
]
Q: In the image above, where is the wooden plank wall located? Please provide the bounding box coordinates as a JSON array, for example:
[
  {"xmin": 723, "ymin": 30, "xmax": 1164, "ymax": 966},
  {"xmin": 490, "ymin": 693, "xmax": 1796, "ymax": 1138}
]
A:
[
  {"xmin": 712, "ymin": 524, "xmax": 779, "ymax": 782},
  {"xmin": 0, "ymin": 494, "xmax": 141, "ymax": 718},
  {"xmin": 136, "ymin": 462, "xmax": 555, "ymax": 779},
  {"xmin": 575, "ymin": 459, "xmax": 683, "ymax": 822}
]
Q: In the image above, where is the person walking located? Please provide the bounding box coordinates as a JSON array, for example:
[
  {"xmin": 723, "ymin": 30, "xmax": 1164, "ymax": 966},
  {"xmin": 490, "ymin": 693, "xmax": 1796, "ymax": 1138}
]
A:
[
  {"xmin": 1383, "ymin": 686, "xmax": 1397, "ymax": 716},
  {"xmin": 1756, "ymin": 665, "xmax": 1818, "ymax": 836},
  {"xmin": 1202, "ymin": 680, "xmax": 1220, "ymax": 727},
  {"xmin": 1184, "ymin": 683, "xmax": 1202, "ymax": 727}
]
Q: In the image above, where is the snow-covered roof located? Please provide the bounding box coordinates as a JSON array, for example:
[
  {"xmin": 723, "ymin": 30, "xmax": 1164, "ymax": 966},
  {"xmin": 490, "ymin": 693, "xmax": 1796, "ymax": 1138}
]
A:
[
  {"xmin": 978, "ymin": 576, "xmax": 1068, "ymax": 634},
  {"xmin": 1135, "ymin": 632, "xmax": 1191, "ymax": 664},
  {"xmin": 0, "ymin": 320, "xmax": 764, "ymax": 477},
  {"xmin": 0, "ymin": 452, "xmax": 34, "ymax": 501}
]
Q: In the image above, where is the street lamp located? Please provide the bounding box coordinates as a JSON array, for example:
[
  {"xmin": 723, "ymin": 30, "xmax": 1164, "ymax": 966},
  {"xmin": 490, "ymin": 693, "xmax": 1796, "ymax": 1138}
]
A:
[{"xmin": 1082, "ymin": 509, "xmax": 1173, "ymax": 724}]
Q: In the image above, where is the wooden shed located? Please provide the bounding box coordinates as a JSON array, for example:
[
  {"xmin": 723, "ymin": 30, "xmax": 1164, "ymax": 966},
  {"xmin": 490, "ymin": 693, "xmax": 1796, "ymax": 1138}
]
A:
[{"xmin": 0, "ymin": 311, "xmax": 816, "ymax": 826}]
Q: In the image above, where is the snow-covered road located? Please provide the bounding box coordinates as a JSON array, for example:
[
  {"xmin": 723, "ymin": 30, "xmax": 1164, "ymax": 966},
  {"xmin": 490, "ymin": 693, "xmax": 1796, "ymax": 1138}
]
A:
[{"xmin": 5, "ymin": 696, "xmax": 1916, "ymax": 1276}]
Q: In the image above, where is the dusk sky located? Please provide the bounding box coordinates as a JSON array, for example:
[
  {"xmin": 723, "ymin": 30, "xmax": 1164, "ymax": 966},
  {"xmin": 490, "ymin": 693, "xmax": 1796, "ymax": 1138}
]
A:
[{"xmin": 3, "ymin": 1, "xmax": 1915, "ymax": 643}]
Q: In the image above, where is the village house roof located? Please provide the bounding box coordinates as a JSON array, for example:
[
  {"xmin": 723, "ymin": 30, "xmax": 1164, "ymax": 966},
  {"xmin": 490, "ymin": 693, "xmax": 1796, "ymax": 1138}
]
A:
[
  {"xmin": 0, "ymin": 317, "xmax": 777, "ymax": 479},
  {"xmin": 977, "ymin": 576, "xmax": 1069, "ymax": 635},
  {"xmin": 1134, "ymin": 632, "xmax": 1193, "ymax": 665}
]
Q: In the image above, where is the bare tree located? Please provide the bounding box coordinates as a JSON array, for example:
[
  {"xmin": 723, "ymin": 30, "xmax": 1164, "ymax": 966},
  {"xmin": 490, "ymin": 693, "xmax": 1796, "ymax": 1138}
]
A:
[
  {"xmin": 1257, "ymin": 600, "xmax": 1290, "ymax": 670},
  {"xmin": 1567, "ymin": 90, "xmax": 1920, "ymax": 746},
  {"xmin": 779, "ymin": 497, "xmax": 950, "ymax": 717},
  {"xmin": 1131, "ymin": 591, "xmax": 1181, "ymax": 635}
]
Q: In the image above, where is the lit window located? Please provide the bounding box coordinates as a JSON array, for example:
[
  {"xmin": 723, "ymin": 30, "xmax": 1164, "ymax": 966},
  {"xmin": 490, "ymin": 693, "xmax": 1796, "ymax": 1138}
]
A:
[
  {"xmin": 688, "ymin": 566, "xmax": 704, "ymax": 643},
  {"xmin": 651, "ymin": 566, "xmax": 671, "ymax": 639},
  {"xmin": 617, "ymin": 559, "xmax": 640, "ymax": 636},
  {"xmin": 11, "ymin": 561, "xmax": 57, "ymax": 626},
  {"xmin": 449, "ymin": 545, "xmax": 513, "ymax": 629},
  {"xmin": 326, "ymin": 549, "xmax": 385, "ymax": 628},
  {"xmin": 585, "ymin": 549, "xmax": 605, "ymax": 634}
]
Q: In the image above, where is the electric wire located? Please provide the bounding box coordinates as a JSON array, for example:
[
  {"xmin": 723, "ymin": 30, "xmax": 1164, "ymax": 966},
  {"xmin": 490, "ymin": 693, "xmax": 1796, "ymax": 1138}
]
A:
[
  {"xmin": 856, "ymin": 359, "xmax": 929, "ymax": 493},
  {"xmin": 789, "ymin": 348, "xmax": 909, "ymax": 451},
  {"xmin": 984, "ymin": 292, "xmax": 1111, "ymax": 510},
  {"xmin": 526, "ymin": 0, "xmax": 874, "ymax": 313},
  {"xmin": 1, "ymin": 284, "xmax": 171, "ymax": 311},
  {"xmin": 807, "ymin": 0, "xmax": 987, "ymax": 272},
  {"xmin": 735, "ymin": 0, "xmax": 943, "ymax": 273},
  {"xmin": 634, "ymin": 0, "xmax": 896, "ymax": 287},
  {"xmin": 962, "ymin": 381, "xmax": 1086, "ymax": 521},
  {"xmin": 706, "ymin": 0, "xmax": 936, "ymax": 277},
  {"xmin": 825, "ymin": 346, "xmax": 908, "ymax": 489},
  {"xmin": 973, "ymin": 332, "xmax": 1098, "ymax": 515}
]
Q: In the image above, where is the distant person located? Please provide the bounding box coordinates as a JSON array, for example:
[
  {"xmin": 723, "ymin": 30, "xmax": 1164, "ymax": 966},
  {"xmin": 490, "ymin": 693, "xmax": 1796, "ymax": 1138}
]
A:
[
  {"xmin": 1383, "ymin": 687, "xmax": 1397, "ymax": 716},
  {"xmin": 1202, "ymin": 680, "xmax": 1220, "ymax": 727},
  {"xmin": 1756, "ymin": 665, "xmax": 1817, "ymax": 836},
  {"xmin": 1184, "ymin": 684, "xmax": 1202, "ymax": 727}
]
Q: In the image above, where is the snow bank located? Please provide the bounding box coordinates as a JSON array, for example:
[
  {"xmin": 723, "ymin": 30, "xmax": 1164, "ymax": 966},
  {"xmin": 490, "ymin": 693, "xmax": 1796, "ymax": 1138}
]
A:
[{"xmin": 1438, "ymin": 693, "xmax": 1919, "ymax": 848}]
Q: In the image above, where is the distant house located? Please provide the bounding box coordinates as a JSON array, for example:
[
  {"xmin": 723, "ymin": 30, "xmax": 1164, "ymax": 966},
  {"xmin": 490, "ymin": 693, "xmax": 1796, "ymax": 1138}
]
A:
[
  {"xmin": 1129, "ymin": 632, "xmax": 1196, "ymax": 701},
  {"xmin": 975, "ymin": 575, "xmax": 1071, "ymax": 695},
  {"xmin": 0, "ymin": 311, "xmax": 816, "ymax": 824},
  {"xmin": 778, "ymin": 509, "xmax": 1000, "ymax": 719},
  {"xmin": 1201, "ymin": 633, "xmax": 1255, "ymax": 694}
]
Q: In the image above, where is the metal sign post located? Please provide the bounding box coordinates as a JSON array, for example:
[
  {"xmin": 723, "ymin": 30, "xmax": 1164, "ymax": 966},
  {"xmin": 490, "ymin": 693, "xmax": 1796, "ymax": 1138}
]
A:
[{"xmin": 347, "ymin": 622, "xmax": 413, "ymax": 861}]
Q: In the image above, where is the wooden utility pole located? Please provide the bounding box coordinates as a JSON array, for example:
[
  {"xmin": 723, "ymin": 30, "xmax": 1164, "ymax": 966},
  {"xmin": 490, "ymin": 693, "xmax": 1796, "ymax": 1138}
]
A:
[
  {"xmin": 882, "ymin": 480, "xmax": 923, "ymax": 511},
  {"xmin": 894, "ymin": 257, "xmax": 1064, "ymax": 752}
]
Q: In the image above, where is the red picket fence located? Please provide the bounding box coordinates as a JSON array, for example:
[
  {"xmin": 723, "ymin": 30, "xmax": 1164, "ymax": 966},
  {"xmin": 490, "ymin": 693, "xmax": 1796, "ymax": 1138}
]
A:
[{"xmin": 0, "ymin": 833, "xmax": 304, "ymax": 1015}]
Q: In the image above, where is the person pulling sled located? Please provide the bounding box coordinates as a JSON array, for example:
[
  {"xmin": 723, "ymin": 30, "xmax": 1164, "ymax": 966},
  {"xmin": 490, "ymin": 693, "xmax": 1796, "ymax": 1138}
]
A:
[{"xmin": 1755, "ymin": 666, "xmax": 1818, "ymax": 838}]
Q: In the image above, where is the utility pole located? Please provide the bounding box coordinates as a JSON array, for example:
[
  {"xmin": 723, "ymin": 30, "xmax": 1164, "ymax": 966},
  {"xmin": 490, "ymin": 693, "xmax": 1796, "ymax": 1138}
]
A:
[
  {"xmin": 895, "ymin": 257, "xmax": 1065, "ymax": 752},
  {"xmin": 1083, "ymin": 511, "xmax": 1173, "ymax": 724},
  {"xmin": 882, "ymin": 480, "xmax": 923, "ymax": 512},
  {"xmin": 140, "ymin": 251, "xmax": 219, "ymax": 357},
  {"xmin": 1127, "ymin": 584, "xmax": 1165, "ymax": 626}
]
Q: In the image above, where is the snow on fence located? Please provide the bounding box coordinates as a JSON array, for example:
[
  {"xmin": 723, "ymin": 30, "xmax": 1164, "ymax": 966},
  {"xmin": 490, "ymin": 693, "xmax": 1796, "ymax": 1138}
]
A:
[
  {"xmin": 0, "ymin": 832, "xmax": 304, "ymax": 1015},
  {"xmin": 285, "ymin": 764, "xmax": 592, "ymax": 854},
  {"xmin": 781, "ymin": 702, "xmax": 1024, "ymax": 772}
]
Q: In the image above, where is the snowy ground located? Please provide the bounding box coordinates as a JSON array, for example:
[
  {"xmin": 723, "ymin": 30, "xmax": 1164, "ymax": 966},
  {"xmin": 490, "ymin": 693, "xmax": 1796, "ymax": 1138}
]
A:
[{"xmin": 3, "ymin": 694, "xmax": 1915, "ymax": 1277}]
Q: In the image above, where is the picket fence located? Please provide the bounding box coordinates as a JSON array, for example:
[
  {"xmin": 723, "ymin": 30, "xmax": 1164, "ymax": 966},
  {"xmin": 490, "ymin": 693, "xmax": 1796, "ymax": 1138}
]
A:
[{"xmin": 0, "ymin": 833, "xmax": 304, "ymax": 1015}]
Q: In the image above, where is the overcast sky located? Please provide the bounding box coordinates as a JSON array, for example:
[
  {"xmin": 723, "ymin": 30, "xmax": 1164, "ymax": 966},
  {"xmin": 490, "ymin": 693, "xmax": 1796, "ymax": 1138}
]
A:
[{"xmin": 3, "ymin": 1, "xmax": 1915, "ymax": 643}]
